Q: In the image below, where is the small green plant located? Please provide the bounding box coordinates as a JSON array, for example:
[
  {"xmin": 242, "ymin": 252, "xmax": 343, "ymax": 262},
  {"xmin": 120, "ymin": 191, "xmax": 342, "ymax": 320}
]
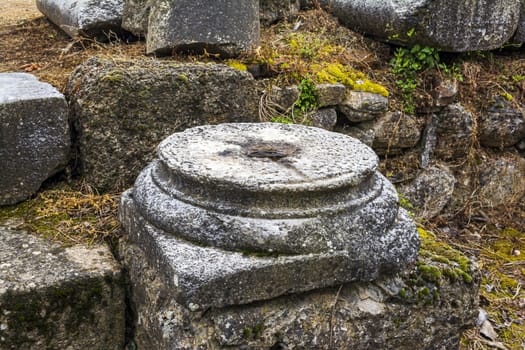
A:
[
  {"xmin": 294, "ymin": 78, "xmax": 319, "ymax": 114},
  {"xmin": 390, "ymin": 44, "xmax": 440, "ymax": 114},
  {"xmin": 270, "ymin": 78, "xmax": 318, "ymax": 125}
]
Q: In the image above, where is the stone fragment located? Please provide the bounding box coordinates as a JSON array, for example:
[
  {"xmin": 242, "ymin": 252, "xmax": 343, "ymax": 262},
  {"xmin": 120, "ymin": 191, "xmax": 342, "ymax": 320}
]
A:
[
  {"xmin": 433, "ymin": 104, "xmax": 473, "ymax": 160},
  {"xmin": 432, "ymin": 79, "xmax": 458, "ymax": 107},
  {"xmin": 121, "ymin": 0, "xmax": 150, "ymax": 37},
  {"xmin": 65, "ymin": 57, "xmax": 259, "ymax": 192},
  {"xmin": 512, "ymin": 0, "xmax": 525, "ymax": 44},
  {"xmin": 317, "ymin": 83, "xmax": 346, "ymax": 107},
  {"xmin": 339, "ymin": 91, "xmax": 388, "ymax": 122},
  {"xmin": 478, "ymin": 154, "xmax": 525, "ymax": 207},
  {"xmin": 372, "ymin": 112, "xmax": 422, "ymax": 156},
  {"xmin": 267, "ymin": 85, "xmax": 300, "ymax": 112},
  {"xmin": 36, "ymin": 0, "xmax": 124, "ymax": 39},
  {"xmin": 478, "ymin": 97, "xmax": 525, "ymax": 148},
  {"xmin": 401, "ymin": 164, "xmax": 456, "ymax": 219},
  {"xmin": 0, "ymin": 73, "xmax": 69, "ymax": 206},
  {"xmin": 146, "ymin": 0, "xmax": 259, "ymax": 57},
  {"xmin": 120, "ymin": 123, "xmax": 420, "ymax": 310},
  {"xmin": 337, "ymin": 124, "xmax": 375, "ymax": 147},
  {"xmin": 317, "ymin": 0, "xmax": 520, "ymax": 52},
  {"xmin": 121, "ymin": 235, "xmax": 479, "ymax": 349},
  {"xmin": 309, "ymin": 108, "xmax": 337, "ymax": 130},
  {"xmin": 0, "ymin": 227, "xmax": 125, "ymax": 349},
  {"xmin": 260, "ymin": 0, "xmax": 300, "ymax": 26}
]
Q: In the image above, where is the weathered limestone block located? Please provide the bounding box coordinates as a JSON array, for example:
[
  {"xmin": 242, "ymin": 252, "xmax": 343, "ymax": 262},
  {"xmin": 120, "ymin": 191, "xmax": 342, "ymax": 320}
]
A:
[
  {"xmin": 432, "ymin": 79, "xmax": 459, "ymax": 107},
  {"xmin": 339, "ymin": 91, "xmax": 388, "ymax": 122},
  {"xmin": 317, "ymin": 0, "xmax": 521, "ymax": 52},
  {"xmin": 433, "ymin": 104, "xmax": 473, "ymax": 160},
  {"xmin": 120, "ymin": 123, "xmax": 419, "ymax": 311},
  {"xmin": 123, "ymin": 0, "xmax": 297, "ymax": 38},
  {"xmin": 512, "ymin": 0, "xmax": 525, "ymax": 44},
  {"xmin": 401, "ymin": 164, "xmax": 456, "ymax": 219},
  {"xmin": 65, "ymin": 57, "xmax": 259, "ymax": 192},
  {"xmin": 336, "ymin": 123, "xmax": 375, "ymax": 147},
  {"xmin": 317, "ymin": 83, "xmax": 346, "ymax": 107},
  {"xmin": 478, "ymin": 98, "xmax": 525, "ymax": 148},
  {"xmin": 121, "ymin": 0, "xmax": 150, "ymax": 37},
  {"xmin": 36, "ymin": 0, "xmax": 124, "ymax": 39},
  {"xmin": 478, "ymin": 153, "xmax": 525, "ymax": 206},
  {"xmin": 0, "ymin": 73, "xmax": 69, "ymax": 206},
  {"xmin": 120, "ymin": 231, "xmax": 479, "ymax": 349},
  {"xmin": 147, "ymin": 0, "xmax": 260, "ymax": 56},
  {"xmin": 266, "ymin": 85, "xmax": 300, "ymax": 112},
  {"xmin": 0, "ymin": 226, "xmax": 125, "ymax": 349},
  {"xmin": 309, "ymin": 108, "xmax": 337, "ymax": 130},
  {"xmin": 372, "ymin": 112, "xmax": 422, "ymax": 156},
  {"xmin": 260, "ymin": 0, "xmax": 300, "ymax": 26}
]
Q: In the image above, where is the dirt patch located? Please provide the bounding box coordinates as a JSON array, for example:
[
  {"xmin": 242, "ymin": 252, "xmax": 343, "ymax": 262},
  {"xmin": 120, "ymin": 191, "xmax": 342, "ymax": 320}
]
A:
[{"xmin": 0, "ymin": 0, "xmax": 40, "ymax": 25}]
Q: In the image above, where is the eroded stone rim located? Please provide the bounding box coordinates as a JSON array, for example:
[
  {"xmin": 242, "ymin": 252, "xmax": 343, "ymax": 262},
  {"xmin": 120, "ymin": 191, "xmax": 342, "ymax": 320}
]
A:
[{"xmin": 158, "ymin": 123, "xmax": 378, "ymax": 192}]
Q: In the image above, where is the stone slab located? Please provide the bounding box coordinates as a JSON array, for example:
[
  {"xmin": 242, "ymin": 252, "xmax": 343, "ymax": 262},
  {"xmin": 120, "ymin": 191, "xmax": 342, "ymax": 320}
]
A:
[
  {"xmin": 0, "ymin": 73, "xmax": 69, "ymax": 206},
  {"xmin": 0, "ymin": 226, "xmax": 125, "ymax": 349},
  {"xmin": 121, "ymin": 237, "xmax": 480, "ymax": 349},
  {"xmin": 120, "ymin": 189, "xmax": 418, "ymax": 310},
  {"xmin": 319, "ymin": 0, "xmax": 521, "ymax": 52},
  {"xmin": 146, "ymin": 0, "xmax": 260, "ymax": 56},
  {"xmin": 65, "ymin": 57, "xmax": 260, "ymax": 192},
  {"xmin": 36, "ymin": 0, "xmax": 124, "ymax": 39}
]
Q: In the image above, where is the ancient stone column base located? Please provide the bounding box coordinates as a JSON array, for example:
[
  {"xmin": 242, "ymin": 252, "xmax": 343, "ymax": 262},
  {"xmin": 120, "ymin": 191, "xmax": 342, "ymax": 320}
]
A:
[{"xmin": 120, "ymin": 239, "xmax": 479, "ymax": 350}]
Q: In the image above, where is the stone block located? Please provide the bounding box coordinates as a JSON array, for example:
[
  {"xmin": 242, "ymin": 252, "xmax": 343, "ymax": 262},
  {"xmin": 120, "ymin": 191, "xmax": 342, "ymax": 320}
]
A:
[
  {"xmin": 433, "ymin": 104, "xmax": 473, "ymax": 160},
  {"xmin": 317, "ymin": 83, "xmax": 346, "ymax": 107},
  {"xmin": 120, "ymin": 235, "xmax": 480, "ymax": 349},
  {"xmin": 309, "ymin": 108, "xmax": 337, "ymax": 130},
  {"xmin": 0, "ymin": 73, "xmax": 69, "ymax": 206},
  {"xmin": 339, "ymin": 91, "xmax": 388, "ymax": 122},
  {"xmin": 318, "ymin": 0, "xmax": 521, "ymax": 52},
  {"xmin": 0, "ymin": 227, "xmax": 125, "ymax": 349},
  {"xmin": 260, "ymin": 0, "xmax": 300, "ymax": 26},
  {"xmin": 65, "ymin": 57, "xmax": 259, "ymax": 192},
  {"xmin": 372, "ymin": 112, "xmax": 422, "ymax": 156},
  {"xmin": 120, "ymin": 123, "xmax": 420, "ymax": 310},
  {"xmin": 36, "ymin": 0, "xmax": 124, "ymax": 39},
  {"xmin": 146, "ymin": 0, "xmax": 260, "ymax": 57},
  {"xmin": 479, "ymin": 97, "xmax": 525, "ymax": 148}
]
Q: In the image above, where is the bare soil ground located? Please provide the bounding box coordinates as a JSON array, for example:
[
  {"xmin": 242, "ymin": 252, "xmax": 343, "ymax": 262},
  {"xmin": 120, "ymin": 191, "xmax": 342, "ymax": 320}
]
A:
[{"xmin": 0, "ymin": 3, "xmax": 524, "ymax": 350}]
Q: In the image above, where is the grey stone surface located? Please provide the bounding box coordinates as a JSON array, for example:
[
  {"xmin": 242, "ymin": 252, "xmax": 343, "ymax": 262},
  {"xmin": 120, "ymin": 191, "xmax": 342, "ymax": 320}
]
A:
[
  {"xmin": 36, "ymin": 0, "xmax": 124, "ymax": 39},
  {"xmin": 372, "ymin": 112, "xmax": 422, "ymax": 156},
  {"xmin": 477, "ymin": 153, "xmax": 525, "ymax": 207},
  {"xmin": 267, "ymin": 85, "xmax": 300, "ymax": 112},
  {"xmin": 337, "ymin": 124, "xmax": 375, "ymax": 147},
  {"xmin": 121, "ymin": 236, "xmax": 479, "ymax": 349},
  {"xmin": 0, "ymin": 226, "xmax": 125, "ymax": 349},
  {"xmin": 339, "ymin": 91, "xmax": 388, "ymax": 122},
  {"xmin": 146, "ymin": 0, "xmax": 260, "ymax": 57},
  {"xmin": 401, "ymin": 164, "xmax": 456, "ymax": 219},
  {"xmin": 65, "ymin": 57, "xmax": 259, "ymax": 192},
  {"xmin": 260, "ymin": 0, "xmax": 300, "ymax": 26},
  {"xmin": 318, "ymin": 0, "xmax": 521, "ymax": 52},
  {"xmin": 121, "ymin": 0, "xmax": 150, "ymax": 36},
  {"xmin": 0, "ymin": 73, "xmax": 69, "ymax": 206},
  {"xmin": 120, "ymin": 123, "xmax": 420, "ymax": 310},
  {"xmin": 478, "ymin": 98, "xmax": 525, "ymax": 148},
  {"xmin": 432, "ymin": 79, "xmax": 458, "ymax": 107},
  {"xmin": 317, "ymin": 83, "xmax": 346, "ymax": 107},
  {"xmin": 309, "ymin": 108, "xmax": 337, "ymax": 130},
  {"xmin": 512, "ymin": 0, "xmax": 525, "ymax": 43},
  {"xmin": 434, "ymin": 104, "xmax": 473, "ymax": 160}
]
